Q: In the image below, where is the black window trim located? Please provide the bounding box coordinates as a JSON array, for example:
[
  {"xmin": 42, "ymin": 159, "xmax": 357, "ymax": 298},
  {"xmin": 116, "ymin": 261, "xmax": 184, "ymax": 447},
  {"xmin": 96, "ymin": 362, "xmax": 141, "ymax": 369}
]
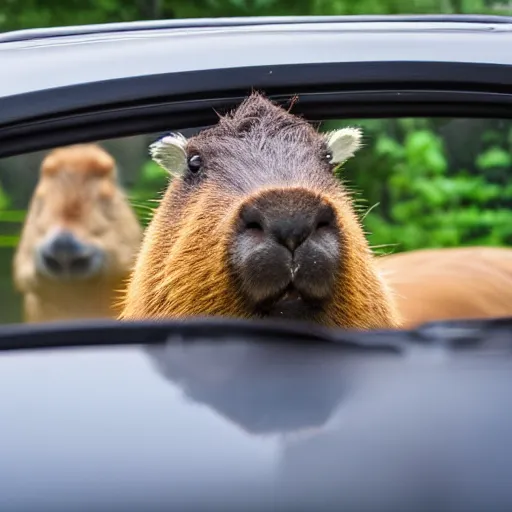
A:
[{"xmin": 3, "ymin": 60, "xmax": 512, "ymax": 158}]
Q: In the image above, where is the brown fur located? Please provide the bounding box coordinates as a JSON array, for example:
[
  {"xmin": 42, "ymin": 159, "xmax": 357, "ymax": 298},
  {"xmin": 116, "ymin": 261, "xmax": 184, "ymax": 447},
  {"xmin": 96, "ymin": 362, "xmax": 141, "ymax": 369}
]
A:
[
  {"xmin": 13, "ymin": 144, "xmax": 143, "ymax": 323},
  {"xmin": 378, "ymin": 246, "xmax": 512, "ymax": 328},
  {"xmin": 120, "ymin": 93, "xmax": 400, "ymax": 329}
]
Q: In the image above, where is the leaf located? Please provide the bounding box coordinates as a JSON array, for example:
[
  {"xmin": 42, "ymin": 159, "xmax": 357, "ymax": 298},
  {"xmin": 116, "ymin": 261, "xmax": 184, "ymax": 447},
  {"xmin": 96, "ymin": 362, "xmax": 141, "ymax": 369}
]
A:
[
  {"xmin": 423, "ymin": 146, "xmax": 447, "ymax": 175},
  {"xmin": 375, "ymin": 135, "xmax": 404, "ymax": 159},
  {"xmin": 476, "ymin": 147, "xmax": 512, "ymax": 170}
]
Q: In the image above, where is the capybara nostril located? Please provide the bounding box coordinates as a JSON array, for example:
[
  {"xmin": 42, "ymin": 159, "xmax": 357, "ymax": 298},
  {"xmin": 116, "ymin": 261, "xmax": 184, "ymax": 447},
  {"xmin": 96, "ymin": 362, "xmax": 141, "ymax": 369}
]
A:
[
  {"xmin": 315, "ymin": 203, "xmax": 336, "ymax": 231},
  {"xmin": 38, "ymin": 230, "xmax": 103, "ymax": 279},
  {"xmin": 239, "ymin": 204, "xmax": 264, "ymax": 233},
  {"xmin": 239, "ymin": 198, "xmax": 337, "ymax": 254},
  {"xmin": 41, "ymin": 251, "xmax": 93, "ymax": 276}
]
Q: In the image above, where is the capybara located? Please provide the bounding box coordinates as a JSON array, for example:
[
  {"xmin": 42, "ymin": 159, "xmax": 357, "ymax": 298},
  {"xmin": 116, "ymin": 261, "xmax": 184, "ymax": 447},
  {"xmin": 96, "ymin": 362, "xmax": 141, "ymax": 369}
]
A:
[
  {"xmin": 120, "ymin": 92, "xmax": 400, "ymax": 329},
  {"xmin": 378, "ymin": 246, "xmax": 512, "ymax": 328},
  {"xmin": 13, "ymin": 144, "xmax": 143, "ymax": 323}
]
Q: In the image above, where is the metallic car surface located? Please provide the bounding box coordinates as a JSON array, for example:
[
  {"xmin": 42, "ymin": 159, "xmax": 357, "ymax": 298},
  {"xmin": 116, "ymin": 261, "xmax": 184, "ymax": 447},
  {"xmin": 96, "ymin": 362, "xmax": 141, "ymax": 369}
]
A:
[
  {"xmin": 2, "ymin": 327, "xmax": 512, "ymax": 512},
  {"xmin": 3, "ymin": 16, "xmax": 512, "ymax": 99}
]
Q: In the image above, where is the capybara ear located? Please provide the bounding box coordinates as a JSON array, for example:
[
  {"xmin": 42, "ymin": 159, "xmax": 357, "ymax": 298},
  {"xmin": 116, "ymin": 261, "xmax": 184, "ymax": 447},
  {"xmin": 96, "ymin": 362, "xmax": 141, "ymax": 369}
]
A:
[
  {"xmin": 324, "ymin": 127, "xmax": 363, "ymax": 165},
  {"xmin": 149, "ymin": 132, "xmax": 188, "ymax": 176}
]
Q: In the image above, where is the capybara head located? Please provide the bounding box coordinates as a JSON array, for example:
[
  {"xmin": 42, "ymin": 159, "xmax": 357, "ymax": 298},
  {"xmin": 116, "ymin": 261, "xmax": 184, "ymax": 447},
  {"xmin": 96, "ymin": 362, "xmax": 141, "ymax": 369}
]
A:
[
  {"xmin": 15, "ymin": 144, "xmax": 142, "ymax": 284},
  {"xmin": 121, "ymin": 92, "xmax": 400, "ymax": 329}
]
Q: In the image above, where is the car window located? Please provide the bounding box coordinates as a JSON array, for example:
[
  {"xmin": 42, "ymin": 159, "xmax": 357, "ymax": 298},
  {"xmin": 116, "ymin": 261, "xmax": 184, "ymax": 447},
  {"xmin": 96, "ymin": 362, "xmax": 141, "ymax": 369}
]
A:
[{"xmin": 1, "ymin": 116, "xmax": 510, "ymax": 325}]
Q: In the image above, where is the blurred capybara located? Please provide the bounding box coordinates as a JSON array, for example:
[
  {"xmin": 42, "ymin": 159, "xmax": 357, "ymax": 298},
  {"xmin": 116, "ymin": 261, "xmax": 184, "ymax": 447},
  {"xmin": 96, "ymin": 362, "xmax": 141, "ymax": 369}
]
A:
[
  {"xmin": 378, "ymin": 246, "xmax": 512, "ymax": 328},
  {"xmin": 120, "ymin": 92, "xmax": 399, "ymax": 329},
  {"xmin": 13, "ymin": 144, "xmax": 143, "ymax": 323}
]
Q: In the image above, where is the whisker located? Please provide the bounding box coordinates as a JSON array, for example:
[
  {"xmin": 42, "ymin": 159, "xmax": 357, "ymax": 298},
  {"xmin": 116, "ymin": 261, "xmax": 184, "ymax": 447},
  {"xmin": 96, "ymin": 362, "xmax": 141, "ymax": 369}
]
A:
[{"xmin": 361, "ymin": 202, "xmax": 380, "ymax": 221}]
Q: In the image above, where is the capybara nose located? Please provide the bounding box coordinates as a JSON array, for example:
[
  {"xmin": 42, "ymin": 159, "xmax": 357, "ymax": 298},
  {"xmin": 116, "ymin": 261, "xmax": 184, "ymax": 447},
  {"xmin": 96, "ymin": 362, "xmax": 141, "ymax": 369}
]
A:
[
  {"xmin": 240, "ymin": 200, "xmax": 336, "ymax": 254},
  {"xmin": 39, "ymin": 231, "xmax": 102, "ymax": 278},
  {"xmin": 232, "ymin": 190, "xmax": 341, "ymax": 316}
]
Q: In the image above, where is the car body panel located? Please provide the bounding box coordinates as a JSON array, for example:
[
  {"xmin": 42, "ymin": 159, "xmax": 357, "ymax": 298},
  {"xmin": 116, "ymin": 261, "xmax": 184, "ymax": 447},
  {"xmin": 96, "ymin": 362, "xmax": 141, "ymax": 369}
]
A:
[
  {"xmin": 0, "ymin": 344, "xmax": 281, "ymax": 511},
  {"xmin": 2, "ymin": 330, "xmax": 512, "ymax": 512},
  {"xmin": 3, "ymin": 18, "xmax": 512, "ymax": 99}
]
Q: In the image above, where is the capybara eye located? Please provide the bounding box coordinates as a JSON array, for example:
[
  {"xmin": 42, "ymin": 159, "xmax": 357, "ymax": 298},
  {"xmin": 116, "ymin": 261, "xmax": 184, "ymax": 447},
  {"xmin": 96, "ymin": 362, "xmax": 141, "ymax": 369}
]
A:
[{"xmin": 187, "ymin": 155, "xmax": 202, "ymax": 174}]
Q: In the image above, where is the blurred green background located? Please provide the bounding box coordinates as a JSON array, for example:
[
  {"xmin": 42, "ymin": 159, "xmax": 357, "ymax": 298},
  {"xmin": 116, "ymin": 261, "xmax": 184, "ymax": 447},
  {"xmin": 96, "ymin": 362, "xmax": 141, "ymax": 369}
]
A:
[
  {"xmin": 1, "ymin": 0, "xmax": 511, "ymax": 28},
  {"xmin": 1, "ymin": 0, "xmax": 512, "ymax": 323}
]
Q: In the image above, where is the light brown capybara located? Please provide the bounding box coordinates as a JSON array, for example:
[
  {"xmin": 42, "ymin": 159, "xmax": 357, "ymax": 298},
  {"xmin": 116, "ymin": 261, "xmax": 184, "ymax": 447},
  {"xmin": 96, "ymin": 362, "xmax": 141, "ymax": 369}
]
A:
[
  {"xmin": 120, "ymin": 92, "xmax": 400, "ymax": 329},
  {"xmin": 377, "ymin": 246, "xmax": 512, "ymax": 328},
  {"xmin": 13, "ymin": 144, "xmax": 143, "ymax": 323}
]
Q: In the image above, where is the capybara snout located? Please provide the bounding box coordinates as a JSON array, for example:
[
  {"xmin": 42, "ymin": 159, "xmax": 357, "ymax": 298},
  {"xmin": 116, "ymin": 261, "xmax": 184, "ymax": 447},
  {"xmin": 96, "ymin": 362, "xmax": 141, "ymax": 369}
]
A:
[
  {"xmin": 231, "ymin": 188, "xmax": 341, "ymax": 319},
  {"xmin": 36, "ymin": 228, "xmax": 104, "ymax": 280}
]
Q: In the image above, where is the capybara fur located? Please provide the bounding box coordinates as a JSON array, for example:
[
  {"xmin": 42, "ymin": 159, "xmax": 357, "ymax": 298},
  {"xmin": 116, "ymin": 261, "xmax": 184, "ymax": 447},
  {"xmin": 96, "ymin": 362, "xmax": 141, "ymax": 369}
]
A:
[
  {"xmin": 13, "ymin": 144, "xmax": 143, "ymax": 323},
  {"xmin": 120, "ymin": 92, "xmax": 400, "ymax": 329},
  {"xmin": 378, "ymin": 246, "xmax": 512, "ymax": 328}
]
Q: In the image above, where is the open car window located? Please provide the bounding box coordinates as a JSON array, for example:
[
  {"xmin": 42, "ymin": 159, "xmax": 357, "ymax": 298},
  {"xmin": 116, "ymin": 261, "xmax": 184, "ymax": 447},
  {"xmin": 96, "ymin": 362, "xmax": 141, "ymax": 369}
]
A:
[{"xmin": 1, "ymin": 115, "xmax": 511, "ymax": 326}]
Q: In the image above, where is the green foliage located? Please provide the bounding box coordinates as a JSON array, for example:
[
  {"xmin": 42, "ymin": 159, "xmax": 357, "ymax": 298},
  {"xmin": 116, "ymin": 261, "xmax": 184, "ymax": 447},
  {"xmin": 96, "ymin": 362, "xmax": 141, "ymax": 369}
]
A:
[
  {"xmin": 0, "ymin": 181, "xmax": 25, "ymax": 247},
  {"xmin": 477, "ymin": 147, "xmax": 512, "ymax": 170},
  {"xmin": 0, "ymin": 0, "xmax": 141, "ymax": 31},
  {"xmin": 2, "ymin": 0, "xmax": 512, "ymax": 32},
  {"xmin": 129, "ymin": 159, "xmax": 169, "ymax": 227},
  {"xmin": 323, "ymin": 117, "xmax": 512, "ymax": 254},
  {"xmin": 0, "ymin": 184, "xmax": 11, "ymax": 211}
]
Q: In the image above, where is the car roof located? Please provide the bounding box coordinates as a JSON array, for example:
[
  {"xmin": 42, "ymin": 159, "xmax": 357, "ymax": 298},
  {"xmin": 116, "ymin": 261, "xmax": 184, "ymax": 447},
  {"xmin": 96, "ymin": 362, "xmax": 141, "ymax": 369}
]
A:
[{"xmin": 2, "ymin": 14, "xmax": 512, "ymax": 99}]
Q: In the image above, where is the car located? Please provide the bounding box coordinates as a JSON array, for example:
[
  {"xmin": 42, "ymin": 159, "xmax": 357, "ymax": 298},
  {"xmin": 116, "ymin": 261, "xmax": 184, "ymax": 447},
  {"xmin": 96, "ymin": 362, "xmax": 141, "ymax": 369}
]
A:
[{"xmin": 2, "ymin": 14, "xmax": 512, "ymax": 512}]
